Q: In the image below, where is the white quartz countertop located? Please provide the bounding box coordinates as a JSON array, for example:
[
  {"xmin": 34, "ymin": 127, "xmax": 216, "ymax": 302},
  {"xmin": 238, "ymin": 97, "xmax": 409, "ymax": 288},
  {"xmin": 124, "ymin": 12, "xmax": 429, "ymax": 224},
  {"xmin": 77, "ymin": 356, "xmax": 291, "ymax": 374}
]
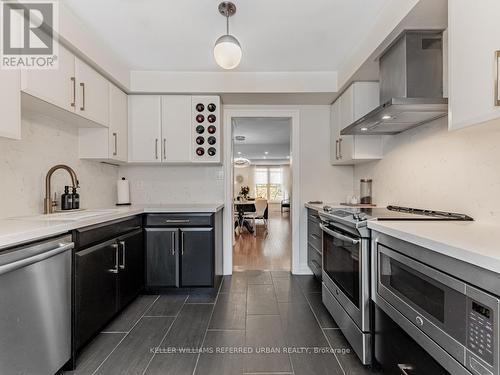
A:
[
  {"xmin": 0, "ymin": 203, "xmax": 224, "ymax": 250},
  {"xmin": 368, "ymin": 220, "xmax": 500, "ymax": 274}
]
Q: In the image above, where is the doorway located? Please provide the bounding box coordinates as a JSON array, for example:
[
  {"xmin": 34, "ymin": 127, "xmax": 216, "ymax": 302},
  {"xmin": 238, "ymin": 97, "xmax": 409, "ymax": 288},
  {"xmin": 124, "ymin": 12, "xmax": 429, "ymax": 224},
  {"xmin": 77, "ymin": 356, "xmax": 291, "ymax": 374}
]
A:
[
  {"xmin": 232, "ymin": 117, "xmax": 292, "ymax": 271},
  {"xmin": 223, "ymin": 107, "xmax": 301, "ymax": 275}
]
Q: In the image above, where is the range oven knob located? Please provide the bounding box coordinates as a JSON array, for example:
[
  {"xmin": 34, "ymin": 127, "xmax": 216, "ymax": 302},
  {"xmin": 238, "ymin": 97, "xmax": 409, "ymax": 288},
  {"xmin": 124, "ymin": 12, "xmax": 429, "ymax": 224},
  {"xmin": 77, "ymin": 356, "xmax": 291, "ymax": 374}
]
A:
[{"xmin": 415, "ymin": 316, "xmax": 424, "ymax": 326}]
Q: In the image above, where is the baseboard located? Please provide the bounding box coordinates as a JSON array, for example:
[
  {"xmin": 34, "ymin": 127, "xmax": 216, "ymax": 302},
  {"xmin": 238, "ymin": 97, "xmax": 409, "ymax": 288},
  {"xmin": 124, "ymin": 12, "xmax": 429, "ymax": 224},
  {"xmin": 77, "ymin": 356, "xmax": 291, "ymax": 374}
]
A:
[{"xmin": 292, "ymin": 263, "xmax": 314, "ymax": 275}]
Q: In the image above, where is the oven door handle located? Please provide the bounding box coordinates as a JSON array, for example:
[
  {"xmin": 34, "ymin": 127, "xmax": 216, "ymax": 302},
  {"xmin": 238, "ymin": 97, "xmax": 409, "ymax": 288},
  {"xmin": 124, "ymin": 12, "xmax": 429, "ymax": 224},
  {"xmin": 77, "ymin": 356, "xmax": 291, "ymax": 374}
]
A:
[{"xmin": 320, "ymin": 224, "xmax": 360, "ymax": 244}]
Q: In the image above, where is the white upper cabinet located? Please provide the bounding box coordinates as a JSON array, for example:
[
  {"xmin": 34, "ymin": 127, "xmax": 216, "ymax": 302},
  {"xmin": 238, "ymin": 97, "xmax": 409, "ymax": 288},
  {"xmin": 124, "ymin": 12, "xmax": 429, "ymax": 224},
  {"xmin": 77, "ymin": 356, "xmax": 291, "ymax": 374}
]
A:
[
  {"xmin": 448, "ymin": 0, "xmax": 500, "ymax": 130},
  {"xmin": 128, "ymin": 95, "xmax": 221, "ymax": 164},
  {"xmin": 161, "ymin": 96, "xmax": 192, "ymax": 163},
  {"xmin": 21, "ymin": 45, "xmax": 75, "ymax": 113},
  {"xmin": 78, "ymin": 84, "xmax": 128, "ymax": 162},
  {"xmin": 21, "ymin": 45, "xmax": 110, "ymax": 128},
  {"xmin": 109, "ymin": 85, "xmax": 128, "ymax": 162},
  {"xmin": 0, "ymin": 70, "xmax": 21, "ymax": 140},
  {"xmin": 331, "ymin": 82, "xmax": 383, "ymax": 165},
  {"xmin": 75, "ymin": 58, "xmax": 109, "ymax": 127},
  {"xmin": 128, "ymin": 95, "xmax": 162, "ymax": 163}
]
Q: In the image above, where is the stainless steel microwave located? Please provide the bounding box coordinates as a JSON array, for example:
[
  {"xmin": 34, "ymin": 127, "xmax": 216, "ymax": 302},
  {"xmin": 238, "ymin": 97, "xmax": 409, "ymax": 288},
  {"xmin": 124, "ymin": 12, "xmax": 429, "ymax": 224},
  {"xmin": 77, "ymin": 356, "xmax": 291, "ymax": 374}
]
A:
[{"xmin": 373, "ymin": 238, "xmax": 499, "ymax": 375}]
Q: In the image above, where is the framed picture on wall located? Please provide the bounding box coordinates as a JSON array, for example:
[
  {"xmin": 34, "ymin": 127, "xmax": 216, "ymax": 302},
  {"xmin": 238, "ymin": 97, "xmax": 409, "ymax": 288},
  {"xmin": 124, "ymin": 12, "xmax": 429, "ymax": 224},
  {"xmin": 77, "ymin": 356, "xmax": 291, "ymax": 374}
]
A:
[{"xmin": 496, "ymin": 51, "xmax": 500, "ymax": 106}]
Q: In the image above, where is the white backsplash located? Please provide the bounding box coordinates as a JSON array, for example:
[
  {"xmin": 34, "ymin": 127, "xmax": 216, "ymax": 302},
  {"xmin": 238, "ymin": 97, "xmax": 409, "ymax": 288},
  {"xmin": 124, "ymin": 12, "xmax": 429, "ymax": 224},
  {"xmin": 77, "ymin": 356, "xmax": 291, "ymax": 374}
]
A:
[
  {"xmin": 0, "ymin": 114, "xmax": 118, "ymax": 219},
  {"xmin": 119, "ymin": 165, "xmax": 225, "ymax": 204},
  {"xmin": 354, "ymin": 116, "xmax": 500, "ymax": 223}
]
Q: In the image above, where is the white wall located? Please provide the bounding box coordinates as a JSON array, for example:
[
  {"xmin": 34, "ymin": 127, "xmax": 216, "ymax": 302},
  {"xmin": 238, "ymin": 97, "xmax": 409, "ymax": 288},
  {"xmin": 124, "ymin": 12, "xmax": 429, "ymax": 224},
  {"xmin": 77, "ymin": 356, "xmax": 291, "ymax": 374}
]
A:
[
  {"xmin": 119, "ymin": 165, "xmax": 225, "ymax": 204},
  {"xmin": 0, "ymin": 114, "xmax": 118, "ymax": 219},
  {"xmin": 298, "ymin": 106, "xmax": 354, "ymax": 270},
  {"xmin": 354, "ymin": 116, "xmax": 500, "ymax": 223}
]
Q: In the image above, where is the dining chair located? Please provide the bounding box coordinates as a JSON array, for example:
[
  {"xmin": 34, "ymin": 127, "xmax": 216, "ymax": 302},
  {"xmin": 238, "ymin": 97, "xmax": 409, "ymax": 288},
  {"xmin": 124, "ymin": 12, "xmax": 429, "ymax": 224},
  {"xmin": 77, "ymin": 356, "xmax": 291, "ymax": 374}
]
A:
[{"xmin": 243, "ymin": 198, "xmax": 268, "ymax": 237}]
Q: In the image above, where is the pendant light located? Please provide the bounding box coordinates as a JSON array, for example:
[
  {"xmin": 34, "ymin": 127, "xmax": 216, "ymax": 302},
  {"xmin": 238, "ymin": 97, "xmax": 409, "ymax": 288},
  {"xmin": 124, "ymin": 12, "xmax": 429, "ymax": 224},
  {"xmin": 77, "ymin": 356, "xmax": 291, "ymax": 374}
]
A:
[{"xmin": 214, "ymin": 2, "xmax": 242, "ymax": 70}]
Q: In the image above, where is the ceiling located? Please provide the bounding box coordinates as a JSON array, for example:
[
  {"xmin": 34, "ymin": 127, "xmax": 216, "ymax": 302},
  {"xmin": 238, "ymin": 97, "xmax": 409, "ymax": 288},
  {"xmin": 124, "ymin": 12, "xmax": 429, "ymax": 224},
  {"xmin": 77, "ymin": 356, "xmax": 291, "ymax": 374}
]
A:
[
  {"xmin": 64, "ymin": 0, "xmax": 391, "ymax": 72},
  {"xmin": 233, "ymin": 117, "xmax": 290, "ymax": 163}
]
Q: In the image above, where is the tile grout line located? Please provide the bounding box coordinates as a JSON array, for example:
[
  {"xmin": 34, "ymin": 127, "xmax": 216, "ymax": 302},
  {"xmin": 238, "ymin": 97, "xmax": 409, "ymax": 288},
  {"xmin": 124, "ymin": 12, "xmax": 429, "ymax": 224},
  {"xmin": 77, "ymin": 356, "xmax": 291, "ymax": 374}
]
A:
[
  {"xmin": 302, "ymin": 288, "xmax": 347, "ymax": 375},
  {"xmin": 90, "ymin": 295, "xmax": 161, "ymax": 375},
  {"xmin": 140, "ymin": 294, "xmax": 189, "ymax": 375},
  {"xmin": 190, "ymin": 277, "xmax": 224, "ymax": 375},
  {"xmin": 271, "ymin": 273, "xmax": 295, "ymax": 375}
]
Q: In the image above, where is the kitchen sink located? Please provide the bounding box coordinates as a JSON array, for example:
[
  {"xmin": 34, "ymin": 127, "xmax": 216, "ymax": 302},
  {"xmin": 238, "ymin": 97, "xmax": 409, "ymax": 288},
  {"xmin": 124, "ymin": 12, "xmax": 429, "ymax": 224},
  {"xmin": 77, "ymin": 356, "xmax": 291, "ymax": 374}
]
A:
[{"xmin": 7, "ymin": 209, "xmax": 123, "ymax": 222}]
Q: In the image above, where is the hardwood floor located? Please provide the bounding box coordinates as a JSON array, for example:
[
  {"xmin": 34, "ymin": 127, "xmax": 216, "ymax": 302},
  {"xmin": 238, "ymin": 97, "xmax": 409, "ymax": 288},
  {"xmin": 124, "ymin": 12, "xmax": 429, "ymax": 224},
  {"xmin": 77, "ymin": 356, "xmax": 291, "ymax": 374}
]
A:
[{"xmin": 233, "ymin": 205, "xmax": 291, "ymax": 271}]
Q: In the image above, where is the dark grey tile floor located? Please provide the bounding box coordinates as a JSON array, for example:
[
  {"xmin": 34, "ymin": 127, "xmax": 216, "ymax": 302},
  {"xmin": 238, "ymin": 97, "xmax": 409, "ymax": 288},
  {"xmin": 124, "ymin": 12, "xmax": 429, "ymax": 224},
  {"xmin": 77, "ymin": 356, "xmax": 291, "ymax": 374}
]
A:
[{"xmin": 64, "ymin": 271, "xmax": 376, "ymax": 375}]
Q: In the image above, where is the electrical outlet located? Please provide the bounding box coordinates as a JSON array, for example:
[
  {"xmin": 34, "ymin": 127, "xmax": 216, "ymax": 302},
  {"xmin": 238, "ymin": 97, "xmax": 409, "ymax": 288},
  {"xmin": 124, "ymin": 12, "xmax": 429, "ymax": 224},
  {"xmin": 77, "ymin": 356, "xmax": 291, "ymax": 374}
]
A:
[{"xmin": 216, "ymin": 170, "xmax": 224, "ymax": 180}]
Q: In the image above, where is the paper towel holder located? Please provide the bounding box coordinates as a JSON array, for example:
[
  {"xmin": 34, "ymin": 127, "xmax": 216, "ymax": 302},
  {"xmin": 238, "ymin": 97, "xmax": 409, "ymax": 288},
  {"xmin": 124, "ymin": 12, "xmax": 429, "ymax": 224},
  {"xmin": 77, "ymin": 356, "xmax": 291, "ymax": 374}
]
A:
[{"xmin": 116, "ymin": 177, "xmax": 132, "ymax": 206}]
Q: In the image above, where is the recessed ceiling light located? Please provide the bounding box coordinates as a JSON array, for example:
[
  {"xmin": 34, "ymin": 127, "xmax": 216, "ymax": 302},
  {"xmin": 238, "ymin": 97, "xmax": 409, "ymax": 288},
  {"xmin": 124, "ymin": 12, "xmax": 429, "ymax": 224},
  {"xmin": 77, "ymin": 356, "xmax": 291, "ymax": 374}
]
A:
[
  {"xmin": 382, "ymin": 115, "xmax": 392, "ymax": 120},
  {"xmin": 264, "ymin": 151, "xmax": 269, "ymax": 155},
  {"xmin": 263, "ymin": 156, "xmax": 267, "ymax": 159},
  {"xmin": 360, "ymin": 127, "xmax": 368, "ymax": 131},
  {"xmin": 237, "ymin": 151, "xmax": 242, "ymax": 155}
]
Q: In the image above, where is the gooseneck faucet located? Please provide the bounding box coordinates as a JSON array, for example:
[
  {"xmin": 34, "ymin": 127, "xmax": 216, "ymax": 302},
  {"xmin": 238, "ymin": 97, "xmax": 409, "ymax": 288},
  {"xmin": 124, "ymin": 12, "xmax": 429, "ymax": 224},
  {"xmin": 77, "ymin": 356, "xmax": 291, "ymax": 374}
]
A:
[{"xmin": 44, "ymin": 165, "xmax": 79, "ymax": 214}]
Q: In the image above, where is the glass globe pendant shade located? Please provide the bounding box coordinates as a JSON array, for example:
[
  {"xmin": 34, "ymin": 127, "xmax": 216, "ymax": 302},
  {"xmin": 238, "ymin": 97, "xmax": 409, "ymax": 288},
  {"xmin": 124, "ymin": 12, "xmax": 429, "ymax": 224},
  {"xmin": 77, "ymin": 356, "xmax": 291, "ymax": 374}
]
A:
[{"xmin": 214, "ymin": 34, "xmax": 242, "ymax": 70}]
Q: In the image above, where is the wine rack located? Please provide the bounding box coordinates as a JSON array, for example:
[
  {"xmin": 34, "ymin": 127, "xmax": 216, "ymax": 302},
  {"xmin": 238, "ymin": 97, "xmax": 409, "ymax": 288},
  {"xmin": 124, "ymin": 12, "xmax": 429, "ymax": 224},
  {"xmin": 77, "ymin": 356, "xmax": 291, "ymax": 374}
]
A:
[{"xmin": 191, "ymin": 96, "xmax": 221, "ymax": 163}]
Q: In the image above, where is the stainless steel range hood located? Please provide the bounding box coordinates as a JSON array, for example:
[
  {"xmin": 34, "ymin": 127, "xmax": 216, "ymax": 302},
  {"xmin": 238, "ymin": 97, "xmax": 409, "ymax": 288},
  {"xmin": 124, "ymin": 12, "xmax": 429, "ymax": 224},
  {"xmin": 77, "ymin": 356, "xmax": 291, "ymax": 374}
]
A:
[{"xmin": 341, "ymin": 31, "xmax": 448, "ymax": 135}]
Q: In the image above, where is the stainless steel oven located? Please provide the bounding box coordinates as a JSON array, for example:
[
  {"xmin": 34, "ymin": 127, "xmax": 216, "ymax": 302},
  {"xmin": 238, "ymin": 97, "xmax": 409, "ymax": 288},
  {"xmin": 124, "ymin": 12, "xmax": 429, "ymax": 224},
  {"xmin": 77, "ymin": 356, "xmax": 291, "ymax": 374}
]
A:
[
  {"xmin": 373, "ymin": 237, "xmax": 499, "ymax": 375},
  {"xmin": 320, "ymin": 219, "xmax": 372, "ymax": 365}
]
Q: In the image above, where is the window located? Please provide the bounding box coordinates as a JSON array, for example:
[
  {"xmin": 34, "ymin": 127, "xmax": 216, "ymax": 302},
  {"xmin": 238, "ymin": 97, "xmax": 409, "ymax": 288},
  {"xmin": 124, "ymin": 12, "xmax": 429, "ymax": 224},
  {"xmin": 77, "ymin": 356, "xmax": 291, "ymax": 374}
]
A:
[{"xmin": 254, "ymin": 167, "xmax": 284, "ymax": 203}]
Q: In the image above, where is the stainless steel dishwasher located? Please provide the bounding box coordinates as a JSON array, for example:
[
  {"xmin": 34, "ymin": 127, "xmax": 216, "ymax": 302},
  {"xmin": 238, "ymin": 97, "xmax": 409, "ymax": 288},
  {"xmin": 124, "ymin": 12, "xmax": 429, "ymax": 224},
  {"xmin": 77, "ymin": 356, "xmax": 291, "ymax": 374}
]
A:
[{"xmin": 0, "ymin": 235, "xmax": 73, "ymax": 375}]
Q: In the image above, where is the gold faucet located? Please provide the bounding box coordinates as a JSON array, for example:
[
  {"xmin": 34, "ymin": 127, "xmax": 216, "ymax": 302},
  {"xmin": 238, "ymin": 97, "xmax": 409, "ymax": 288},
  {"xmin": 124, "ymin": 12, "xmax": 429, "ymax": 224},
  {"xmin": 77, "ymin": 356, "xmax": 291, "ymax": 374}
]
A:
[{"xmin": 44, "ymin": 165, "xmax": 79, "ymax": 214}]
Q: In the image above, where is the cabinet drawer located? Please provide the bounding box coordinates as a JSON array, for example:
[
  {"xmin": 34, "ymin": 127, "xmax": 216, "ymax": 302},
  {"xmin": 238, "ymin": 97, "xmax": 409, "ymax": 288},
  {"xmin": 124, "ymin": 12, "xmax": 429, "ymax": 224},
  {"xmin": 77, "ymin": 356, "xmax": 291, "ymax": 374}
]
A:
[
  {"xmin": 308, "ymin": 245, "xmax": 322, "ymax": 280},
  {"xmin": 74, "ymin": 216, "xmax": 142, "ymax": 250},
  {"xmin": 145, "ymin": 213, "xmax": 213, "ymax": 227}
]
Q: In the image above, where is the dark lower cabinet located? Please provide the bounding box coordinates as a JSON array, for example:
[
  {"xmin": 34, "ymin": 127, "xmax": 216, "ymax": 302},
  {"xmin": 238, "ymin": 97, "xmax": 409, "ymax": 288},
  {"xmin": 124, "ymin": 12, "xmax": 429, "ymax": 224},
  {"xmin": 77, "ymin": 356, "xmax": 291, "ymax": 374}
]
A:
[
  {"xmin": 117, "ymin": 230, "xmax": 144, "ymax": 309},
  {"xmin": 73, "ymin": 217, "xmax": 144, "ymax": 354},
  {"xmin": 145, "ymin": 228, "xmax": 178, "ymax": 287},
  {"xmin": 181, "ymin": 228, "xmax": 214, "ymax": 287},
  {"xmin": 307, "ymin": 208, "xmax": 322, "ymax": 280},
  {"xmin": 75, "ymin": 240, "xmax": 118, "ymax": 349},
  {"xmin": 374, "ymin": 305, "xmax": 450, "ymax": 375},
  {"xmin": 144, "ymin": 212, "xmax": 222, "ymax": 290}
]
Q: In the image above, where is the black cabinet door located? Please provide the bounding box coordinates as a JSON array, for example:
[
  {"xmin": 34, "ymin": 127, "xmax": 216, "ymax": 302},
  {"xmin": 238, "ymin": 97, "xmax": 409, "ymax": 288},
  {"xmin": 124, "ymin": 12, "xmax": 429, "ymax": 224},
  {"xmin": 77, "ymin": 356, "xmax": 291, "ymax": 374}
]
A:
[
  {"xmin": 75, "ymin": 240, "xmax": 118, "ymax": 349},
  {"xmin": 145, "ymin": 228, "xmax": 178, "ymax": 287},
  {"xmin": 117, "ymin": 229, "xmax": 144, "ymax": 309},
  {"xmin": 180, "ymin": 228, "xmax": 214, "ymax": 287}
]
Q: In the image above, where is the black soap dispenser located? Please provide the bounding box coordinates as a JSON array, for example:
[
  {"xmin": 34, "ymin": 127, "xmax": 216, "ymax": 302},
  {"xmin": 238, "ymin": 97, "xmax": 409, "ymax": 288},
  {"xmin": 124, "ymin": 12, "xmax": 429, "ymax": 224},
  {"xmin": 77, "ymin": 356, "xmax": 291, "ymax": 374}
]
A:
[
  {"xmin": 72, "ymin": 187, "xmax": 80, "ymax": 209},
  {"xmin": 61, "ymin": 186, "xmax": 73, "ymax": 210}
]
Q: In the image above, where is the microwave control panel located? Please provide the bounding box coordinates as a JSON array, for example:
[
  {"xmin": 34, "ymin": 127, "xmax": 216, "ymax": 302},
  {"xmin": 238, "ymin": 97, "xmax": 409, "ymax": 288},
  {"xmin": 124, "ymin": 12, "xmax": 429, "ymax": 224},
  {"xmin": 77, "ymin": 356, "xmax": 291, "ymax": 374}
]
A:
[
  {"xmin": 467, "ymin": 300, "xmax": 494, "ymax": 367},
  {"xmin": 191, "ymin": 96, "xmax": 221, "ymax": 163}
]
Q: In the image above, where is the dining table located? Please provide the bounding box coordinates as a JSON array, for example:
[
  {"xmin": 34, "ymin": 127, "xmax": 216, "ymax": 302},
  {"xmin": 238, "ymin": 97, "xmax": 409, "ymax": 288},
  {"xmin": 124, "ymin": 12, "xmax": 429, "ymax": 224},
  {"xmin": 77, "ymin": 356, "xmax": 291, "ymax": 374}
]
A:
[{"xmin": 233, "ymin": 199, "xmax": 268, "ymax": 234}]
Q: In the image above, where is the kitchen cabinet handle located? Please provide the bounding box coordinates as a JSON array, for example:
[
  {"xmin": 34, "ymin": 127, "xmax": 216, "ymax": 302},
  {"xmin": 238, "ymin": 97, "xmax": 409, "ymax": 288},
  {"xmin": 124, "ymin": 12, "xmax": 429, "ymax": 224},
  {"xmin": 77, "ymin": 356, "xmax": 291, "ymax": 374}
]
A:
[
  {"xmin": 165, "ymin": 219, "xmax": 190, "ymax": 224},
  {"xmin": 171, "ymin": 232, "xmax": 175, "ymax": 256},
  {"xmin": 108, "ymin": 243, "xmax": 119, "ymax": 274},
  {"xmin": 155, "ymin": 139, "xmax": 159, "ymax": 159},
  {"xmin": 397, "ymin": 364, "xmax": 415, "ymax": 375},
  {"xmin": 338, "ymin": 138, "xmax": 343, "ymax": 159},
  {"xmin": 163, "ymin": 139, "xmax": 166, "ymax": 160},
  {"xmin": 119, "ymin": 241, "xmax": 126, "ymax": 269},
  {"xmin": 70, "ymin": 77, "xmax": 76, "ymax": 107},
  {"xmin": 113, "ymin": 132, "xmax": 118, "ymax": 156},
  {"xmin": 181, "ymin": 232, "xmax": 185, "ymax": 255},
  {"xmin": 335, "ymin": 139, "xmax": 339, "ymax": 160},
  {"xmin": 79, "ymin": 82, "xmax": 85, "ymax": 111}
]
